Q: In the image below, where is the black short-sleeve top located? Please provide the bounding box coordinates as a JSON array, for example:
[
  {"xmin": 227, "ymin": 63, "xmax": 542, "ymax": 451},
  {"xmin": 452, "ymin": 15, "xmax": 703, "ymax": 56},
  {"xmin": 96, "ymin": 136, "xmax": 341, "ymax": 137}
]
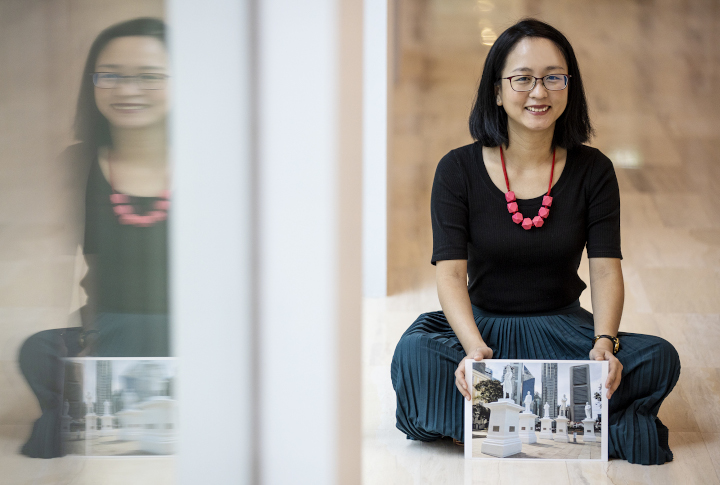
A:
[
  {"xmin": 83, "ymin": 159, "xmax": 168, "ymax": 315},
  {"xmin": 431, "ymin": 142, "xmax": 621, "ymax": 314}
]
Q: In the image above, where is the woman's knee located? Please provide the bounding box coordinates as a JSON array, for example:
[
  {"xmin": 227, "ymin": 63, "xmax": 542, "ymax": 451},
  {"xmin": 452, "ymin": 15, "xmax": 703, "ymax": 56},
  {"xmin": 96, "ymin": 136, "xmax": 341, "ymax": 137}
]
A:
[
  {"xmin": 394, "ymin": 313, "xmax": 446, "ymax": 357},
  {"xmin": 646, "ymin": 335, "xmax": 681, "ymax": 371},
  {"xmin": 18, "ymin": 329, "xmax": 66, "ymax": 376},
  {"xmin": 621, "ymin": 334, "xmax": 681, "ymax": 391},
  {"xmin": 395, "ymin": 331, "xmax": 426, "ymax": 356},
  {"xmin": 393, "ymin": 328, "xmax": 457, "ymax": 366},
  {"xmin": 392, "ymin": 332, "xmax": 427, "ymax": 381},
  {"xmin": 19, "ymin": 330, "xmax": 49, "ymax": 365}
]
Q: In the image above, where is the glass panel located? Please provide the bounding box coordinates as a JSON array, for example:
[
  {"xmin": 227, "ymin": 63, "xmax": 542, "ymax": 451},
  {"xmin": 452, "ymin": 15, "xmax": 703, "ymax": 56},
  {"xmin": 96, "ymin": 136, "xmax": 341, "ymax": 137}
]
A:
[{"xmin": 1, "ymin": 3, "xmax": 175, "ymax": 482}]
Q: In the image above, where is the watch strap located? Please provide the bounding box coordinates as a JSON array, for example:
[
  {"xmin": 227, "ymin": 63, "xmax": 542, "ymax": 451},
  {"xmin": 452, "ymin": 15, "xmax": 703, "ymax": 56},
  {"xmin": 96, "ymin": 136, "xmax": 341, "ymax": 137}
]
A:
[{"xmin": 593, "ymin": 334, "xmax": 620, "ymax": 354}]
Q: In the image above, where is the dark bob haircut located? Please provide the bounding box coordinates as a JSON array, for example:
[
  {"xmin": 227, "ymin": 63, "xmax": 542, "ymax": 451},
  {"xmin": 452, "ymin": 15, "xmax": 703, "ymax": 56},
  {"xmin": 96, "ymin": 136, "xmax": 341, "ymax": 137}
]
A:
[
  {"xmin": 73, "ymin": 18, "xmax": 166, "ymax": 149},
  {"xmin": 469, "ymin": 18, "xmax": 593, "ymax": 149}
]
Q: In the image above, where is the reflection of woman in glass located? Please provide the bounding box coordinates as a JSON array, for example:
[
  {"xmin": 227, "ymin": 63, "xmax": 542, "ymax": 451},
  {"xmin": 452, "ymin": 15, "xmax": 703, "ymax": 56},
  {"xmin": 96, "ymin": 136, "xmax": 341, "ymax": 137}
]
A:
[
  {"xmin": 391, "ymin": 19, "xmax": 680, "ymax": 465},
  {"xmin": 18, "ymin": 18, "xmax": 169, "ymax": 458}
]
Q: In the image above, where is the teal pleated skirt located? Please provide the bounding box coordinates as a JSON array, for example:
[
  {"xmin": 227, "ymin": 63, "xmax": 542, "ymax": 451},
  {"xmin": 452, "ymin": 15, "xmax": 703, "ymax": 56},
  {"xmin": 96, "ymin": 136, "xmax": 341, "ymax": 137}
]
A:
[{"xmin": 390, "ymin": 301, "xmax": 681, "ymax": 465}]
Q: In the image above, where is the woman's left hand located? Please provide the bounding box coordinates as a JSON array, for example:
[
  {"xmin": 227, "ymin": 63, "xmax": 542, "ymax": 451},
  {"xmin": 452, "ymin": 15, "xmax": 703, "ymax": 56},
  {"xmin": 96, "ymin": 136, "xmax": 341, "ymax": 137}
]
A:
[{"xmin": 589, "ymin": 341, "xmax": 622, "ymax": 399}]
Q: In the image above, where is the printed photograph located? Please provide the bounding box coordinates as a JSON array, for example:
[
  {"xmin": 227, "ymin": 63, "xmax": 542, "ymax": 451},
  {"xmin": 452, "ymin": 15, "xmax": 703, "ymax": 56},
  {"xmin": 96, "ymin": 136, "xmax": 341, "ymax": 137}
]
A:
[
  {"xmin": 60, "ymin": 358, "xmax": 177, "ymax": 456},
  {"xmin": 465, "ymin": 359, "xmax": 608, "ymax": 460}
]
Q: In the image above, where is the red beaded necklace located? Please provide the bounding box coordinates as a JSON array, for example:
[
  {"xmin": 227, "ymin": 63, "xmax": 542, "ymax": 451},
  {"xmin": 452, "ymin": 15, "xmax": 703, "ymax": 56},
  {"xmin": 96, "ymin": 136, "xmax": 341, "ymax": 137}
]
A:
[
  {"xmin": 107, "ymin": 152, "xmax": 170, "ymax": 228},
  {"xmin": 500, "ymin": 145, "xmax": 555, "ymax": 230}
]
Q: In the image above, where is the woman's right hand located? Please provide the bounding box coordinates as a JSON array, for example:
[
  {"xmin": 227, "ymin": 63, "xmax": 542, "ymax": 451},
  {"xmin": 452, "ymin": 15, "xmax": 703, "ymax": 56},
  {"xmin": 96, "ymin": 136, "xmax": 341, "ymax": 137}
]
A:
[
  {"xmin": 77, "ymin": 330, "xmax": 99, "ymax": 357},
  {"xmin": 455, "ymin": 346, "xmax": 494, "ymax": 401}
]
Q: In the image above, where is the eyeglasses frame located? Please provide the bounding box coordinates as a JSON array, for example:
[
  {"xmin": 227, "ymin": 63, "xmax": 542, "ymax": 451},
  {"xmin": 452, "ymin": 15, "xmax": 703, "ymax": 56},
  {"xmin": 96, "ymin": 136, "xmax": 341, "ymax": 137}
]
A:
[
  {"xmin": 91, "ymin": 72, "xmax": 169, "ymax": 90},
  {"xmin": 498, "ymin": 74, "xmax": 572, "ymax": 92}
]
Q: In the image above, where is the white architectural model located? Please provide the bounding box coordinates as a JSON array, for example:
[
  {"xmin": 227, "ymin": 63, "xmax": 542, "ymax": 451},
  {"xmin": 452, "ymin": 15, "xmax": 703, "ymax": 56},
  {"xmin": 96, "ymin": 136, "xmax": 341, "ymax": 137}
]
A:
[
  {"xmin": 538, "ymin": 401, "xmax": 554, "ymax": 440},
  {"xmin": 138, "ymin": 397, "xmax": 176, "ymax": 454},
  {"xmin": 481, "ymin": 375, "xmax": 525, "ymax": 458},
  {"xmin": 61, "ymin": 400, "xmax": 71, "ymax": 434},
  {"xmin": 100, "ymin": 400, "xmax": 115, "ymax": 436},
  {"xmin": 502, "ymin": 367, "xmax": 514, "ymax": 400},
  {"xmin": 523, "ymin": 391, "xmax": 533, "ymax": 413},
  {"xmin": 582, "ymin": 401, "xmax": 597, "ymax": 443},
  {"xmin": 85, "ymin": 391, "xmax": 97, "ymax": 448},
  {"xmin": 518, "ymin": 391, "xmax": 537, "ymax": 444},
  {"xmin": 116, "ymin": 391, "xmax": 143, "ymax": 441},
  {"xmin": 554, "ymin": 394, "xmax": 570, "ymax": 443}
]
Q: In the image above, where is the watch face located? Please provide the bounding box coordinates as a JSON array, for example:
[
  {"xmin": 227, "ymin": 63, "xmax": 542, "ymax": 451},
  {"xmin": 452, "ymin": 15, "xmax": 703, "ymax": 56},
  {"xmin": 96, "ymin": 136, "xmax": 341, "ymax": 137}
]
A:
[{"xmin": 594, "ymin": 335, "xmax": 619, "ymax": 353}]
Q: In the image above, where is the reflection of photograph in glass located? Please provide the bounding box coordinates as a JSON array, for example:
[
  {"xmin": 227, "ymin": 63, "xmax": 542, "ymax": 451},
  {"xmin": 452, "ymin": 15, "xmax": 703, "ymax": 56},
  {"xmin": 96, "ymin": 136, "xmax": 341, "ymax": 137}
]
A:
[
  {"xmin": 61, "ymin": 358, "xmax": 176, "ymax": 456},
  {"xmin": 467, "ymin": 359, "xmax": 607, "ymax": 460}
]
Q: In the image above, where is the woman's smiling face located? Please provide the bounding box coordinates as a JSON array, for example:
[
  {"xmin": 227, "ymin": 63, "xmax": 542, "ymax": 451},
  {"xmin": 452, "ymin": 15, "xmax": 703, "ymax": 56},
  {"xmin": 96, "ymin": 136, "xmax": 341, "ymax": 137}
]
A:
[
  {"xmin": 496, "ymin": 37, "xmax": 569, "ymax": 138},
  {"xmin": 94, "ymin": 36, "xmax": 169, "ymax": 130}
]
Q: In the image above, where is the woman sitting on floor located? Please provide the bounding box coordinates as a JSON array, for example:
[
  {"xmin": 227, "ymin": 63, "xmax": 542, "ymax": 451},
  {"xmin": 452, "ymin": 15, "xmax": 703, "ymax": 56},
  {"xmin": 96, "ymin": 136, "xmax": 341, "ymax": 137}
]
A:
[{"xmin": 390, "ymin": 18, "xmax": 680, "ymax": 465}]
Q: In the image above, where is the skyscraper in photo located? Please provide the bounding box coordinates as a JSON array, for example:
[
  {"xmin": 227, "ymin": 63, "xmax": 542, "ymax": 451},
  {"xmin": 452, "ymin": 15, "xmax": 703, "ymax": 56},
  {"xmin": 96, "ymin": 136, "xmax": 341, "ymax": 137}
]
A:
[
  {"xmin": 63, "ymin": 361, "xmax": 84, "ymax": 418},
  {"xmin": 96, "ymin": 360, "xmax": 113, "ymax": 415},
  {"xmin": 569, "ymin": 364, "xmax": 592, "ymax": 421},
  {"xmin": 519, "ymin": 366, "xmax": 535, "ymax": 406},
  {"xmin": 503, "ymin": 363, "xmax": 535, "ymax": 405},
  {"xmin": 532, "ymin": 392, "xmax": 542, "ymax": 416},
  {"xmin": 541, "ymin": 363, "xmax": 558, "ymax": 419}
]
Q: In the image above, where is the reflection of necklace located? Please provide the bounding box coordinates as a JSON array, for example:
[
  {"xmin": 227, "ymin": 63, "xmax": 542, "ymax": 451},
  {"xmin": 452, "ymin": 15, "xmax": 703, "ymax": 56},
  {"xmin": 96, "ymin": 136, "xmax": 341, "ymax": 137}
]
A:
[
  {"xmin": 107, "ymin": 153, "xmax": 170, "ymax": 227},
  {"xmin": 500, "ymin": 146, "xmax": 555, "ymax": 230}
]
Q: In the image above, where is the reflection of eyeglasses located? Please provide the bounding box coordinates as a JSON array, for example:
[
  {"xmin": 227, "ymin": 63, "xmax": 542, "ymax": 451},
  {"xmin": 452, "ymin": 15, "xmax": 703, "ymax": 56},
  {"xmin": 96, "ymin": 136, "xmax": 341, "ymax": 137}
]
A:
[
  {"xmin": 498, "ymin": 74, "xmax": 571, "ymax": 92},
  {"xmin": 92, "ymin": 72, "xmax": 169, "ymax": 90}
]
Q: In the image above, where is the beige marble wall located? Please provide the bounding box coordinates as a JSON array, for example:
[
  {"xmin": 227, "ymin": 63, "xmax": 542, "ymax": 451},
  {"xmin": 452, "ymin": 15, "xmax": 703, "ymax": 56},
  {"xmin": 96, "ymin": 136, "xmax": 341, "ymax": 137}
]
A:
[{"xmin": 387, "ymin": 0, "xmax": 720, "ymax": 297}]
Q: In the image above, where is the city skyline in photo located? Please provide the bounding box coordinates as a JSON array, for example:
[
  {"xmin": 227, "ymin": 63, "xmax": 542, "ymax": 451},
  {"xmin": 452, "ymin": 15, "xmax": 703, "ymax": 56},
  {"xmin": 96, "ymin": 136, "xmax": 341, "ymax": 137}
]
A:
[
  {"xmin": 477, "ymin": 360, "xmax": 604, "ymax": 418},
  {"xmin": 67, "ymin": 359, "xmax": 176, "ymax": 403}
]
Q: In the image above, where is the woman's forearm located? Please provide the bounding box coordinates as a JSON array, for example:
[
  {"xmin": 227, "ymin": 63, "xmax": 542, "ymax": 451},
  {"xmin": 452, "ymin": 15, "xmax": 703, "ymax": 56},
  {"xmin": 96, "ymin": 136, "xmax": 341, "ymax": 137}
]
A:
[
  {"xmin": 589, "ymin": 258, "xmax": 624, "ymax": 349},
  {"xmin": 436, "ymin": 260, "xmax": 487, "ymax": 354}
]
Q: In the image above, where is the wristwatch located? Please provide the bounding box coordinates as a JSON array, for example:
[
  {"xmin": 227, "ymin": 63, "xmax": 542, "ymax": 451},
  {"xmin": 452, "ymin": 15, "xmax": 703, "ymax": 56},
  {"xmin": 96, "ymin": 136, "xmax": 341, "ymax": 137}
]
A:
[{"xmin": 593, "ymin": 334, "xmax": 620, "ymax": 354}]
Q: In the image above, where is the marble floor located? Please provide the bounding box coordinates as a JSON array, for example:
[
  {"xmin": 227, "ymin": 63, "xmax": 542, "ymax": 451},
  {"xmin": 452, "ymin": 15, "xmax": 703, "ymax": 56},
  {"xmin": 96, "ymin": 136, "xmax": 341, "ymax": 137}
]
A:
[{"xmin": 368, "ymin": 0, "xmax": 720, "ymax": 483}]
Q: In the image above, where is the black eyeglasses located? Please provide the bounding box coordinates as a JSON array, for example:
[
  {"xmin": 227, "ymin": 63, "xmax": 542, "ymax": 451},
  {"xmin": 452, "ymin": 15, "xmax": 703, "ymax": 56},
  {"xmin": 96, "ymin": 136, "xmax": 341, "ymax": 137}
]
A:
[
  {"xmin": 499, "ymin": 74, "xmax": 571, "ymax": 92},
  {"xmin": 92, "ymin": 72, "xmax": 169, "ymax": 90}
]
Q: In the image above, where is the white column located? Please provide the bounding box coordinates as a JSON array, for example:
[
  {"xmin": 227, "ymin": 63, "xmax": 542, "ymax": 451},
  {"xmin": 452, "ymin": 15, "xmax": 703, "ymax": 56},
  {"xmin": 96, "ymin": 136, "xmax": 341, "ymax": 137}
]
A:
[
  {"xmin": 362, "ymin": 0, "xmax": 388, "ymax": 297},
  {"xmin": 257, "ymin": 0, "xmax": 363, "ymax": 484},
  {"xmin": 168, "ymin": 1, "xmax": 253, "ymax": 484}
]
